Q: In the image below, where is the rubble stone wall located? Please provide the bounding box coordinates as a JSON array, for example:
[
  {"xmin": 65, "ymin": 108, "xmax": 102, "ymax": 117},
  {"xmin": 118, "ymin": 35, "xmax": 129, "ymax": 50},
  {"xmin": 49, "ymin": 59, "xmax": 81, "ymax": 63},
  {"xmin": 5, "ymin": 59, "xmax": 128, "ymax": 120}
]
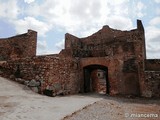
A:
[
  {"xmin": 144, "ymin": 71, "xmax": 160, "ymax": 97},
  {"xmin": 0, "ymin": 30, "xmax": 37, "ymax": 61},
  {"xmin": 145, "ymin": 59, "xmax": 160, "ymax": 71},
  {"xmin": 0, "ymin": 56, "xmax": 80, "ymax": 96},
  {"xmin": 142, "ymin": 59, "xmax": 160, "ymax": 97}
]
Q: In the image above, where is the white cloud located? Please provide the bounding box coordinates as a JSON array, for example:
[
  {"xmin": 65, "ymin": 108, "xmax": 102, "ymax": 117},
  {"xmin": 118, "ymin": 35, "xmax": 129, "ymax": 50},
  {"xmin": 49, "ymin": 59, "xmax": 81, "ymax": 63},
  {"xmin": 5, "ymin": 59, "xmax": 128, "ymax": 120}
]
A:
[
  {"xmin": 25, "ymin": 0, "xmax": 132, "ymax": 36},
  {"xmin": 149, "ymin": 17, "xmax": 160, "ymax": 26},
  {"xmin": 49, "ymin": 0, "xmax": 104, "ymax": 33},
  {"xmin": 24, "ymin": 0, "xmax": 35, "ymax": 4},
  {"xmin": 12, "ymin": 17, "xmax": 52, "ymax": 36},
  {"xmin": 108, "ymin": 0, "xmax": 129, "ymax": 16},
  {"xmin": 105, "ymin": 16, "xmax": 133, "ymax": 30},
  {"xmin": 37, "ymin": 49, "xmax": 57, "ymax": 55},
  {"xmin": 145, "ymin": 26, "xmax": 160, "ymax": 58},
  {"xmin": 146, "ymin": 26, "xmax": 160, "ymax": 42},
  {"xmin": 2, "ymin": 0, "xmax": 158, "ymax": 58},
  {"xmin": 80, "ymin": 27, "xmax": 101, "ymax": 37},
  {"xmin": 136, "ymin": 1, "xmax": 146, "ymax": 18},
  {"xmin": 0, "ymin": 0, "xmax": 19, "ymax": 19},
  {"xmin": 37, "ymin": 40, "xmax": 47, "ymax": 50},
  {"xmin": 156, "ymin": 8, "xmax": 160, "ymax": 15},
  {"xmin": 154, "ymin": 0, "xmax": 160, "ymax": 3},
  {"xmin": 37, "ymin": 40, "xmax": 52, "ymax": 55},
  {"xmin": 129, "ymin": 1, "xmax": 146, "ymax": 18},
  {"xmin": 55, "ymin": 39, "xmax": 64, "ymax": 50},
  {"xmin": 108, "ymin": 0, "xmax": 129, "ymax": 5},
  {"xmin": 21, "ymin": 0, "xmax": 136, "ymax": 55},
  {"xmin": 37, "ymin": 40, "xmax": 60, "ymax": 55},
  {"xmin": 137, "ymin": 1, "xmax": 145, "ymax": 11}
]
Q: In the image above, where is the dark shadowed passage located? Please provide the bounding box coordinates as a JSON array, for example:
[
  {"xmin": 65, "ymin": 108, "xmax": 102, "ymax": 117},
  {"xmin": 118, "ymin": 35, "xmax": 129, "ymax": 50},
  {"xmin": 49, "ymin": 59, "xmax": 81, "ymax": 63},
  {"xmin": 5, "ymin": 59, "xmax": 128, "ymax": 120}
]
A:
[{"xmin": 83, "ymin": 65, "xmax": 110, "ymax": 94}]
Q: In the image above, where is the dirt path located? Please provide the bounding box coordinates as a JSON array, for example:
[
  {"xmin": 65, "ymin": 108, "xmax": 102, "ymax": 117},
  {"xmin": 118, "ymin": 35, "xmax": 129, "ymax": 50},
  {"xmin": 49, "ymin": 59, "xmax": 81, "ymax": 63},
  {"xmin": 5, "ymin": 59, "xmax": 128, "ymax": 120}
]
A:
[
  {"xmin": 0, "ymin": 77, "xmax": 102, "ymax": 120},
  {"xmin": 63, "ymin": 96, "xmax": 160, "ymax": 120}
]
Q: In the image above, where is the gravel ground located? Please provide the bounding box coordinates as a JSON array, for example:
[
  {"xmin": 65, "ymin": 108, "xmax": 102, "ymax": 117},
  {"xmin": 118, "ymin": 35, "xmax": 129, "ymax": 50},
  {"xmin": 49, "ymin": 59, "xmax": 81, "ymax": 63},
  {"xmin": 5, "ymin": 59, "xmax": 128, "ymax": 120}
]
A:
[{"xmin": 63, "ymin": 95, "xmax": 160, "ymax": 120}]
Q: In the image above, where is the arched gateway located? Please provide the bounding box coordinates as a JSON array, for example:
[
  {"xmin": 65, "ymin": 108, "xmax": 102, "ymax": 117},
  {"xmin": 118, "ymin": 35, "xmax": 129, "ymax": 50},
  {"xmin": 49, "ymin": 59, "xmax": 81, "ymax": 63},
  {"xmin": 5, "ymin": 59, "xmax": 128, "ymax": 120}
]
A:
[{"xmin": 83, "ymin": 64, "xmax": 110, "ymax": 94}]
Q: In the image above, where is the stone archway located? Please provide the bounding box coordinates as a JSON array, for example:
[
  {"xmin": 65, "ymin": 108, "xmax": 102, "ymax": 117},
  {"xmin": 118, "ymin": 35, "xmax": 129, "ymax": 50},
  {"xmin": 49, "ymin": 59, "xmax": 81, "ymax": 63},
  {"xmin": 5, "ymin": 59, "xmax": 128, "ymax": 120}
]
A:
[{"xmin": 83, "ymin": 65, "xmax": 110, "ymax": 94}]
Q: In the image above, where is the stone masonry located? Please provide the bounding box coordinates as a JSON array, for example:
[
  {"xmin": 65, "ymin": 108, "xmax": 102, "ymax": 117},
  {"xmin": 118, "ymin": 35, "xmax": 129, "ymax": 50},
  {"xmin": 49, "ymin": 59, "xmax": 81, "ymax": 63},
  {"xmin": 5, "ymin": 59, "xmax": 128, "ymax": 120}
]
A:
[
  {"xmin": 0, "ymin": 20, "xmax": 159, "ymax": 97},
  {"xmin": 0, "ymin": 30, "xmax": 37, "ymax": 61}
]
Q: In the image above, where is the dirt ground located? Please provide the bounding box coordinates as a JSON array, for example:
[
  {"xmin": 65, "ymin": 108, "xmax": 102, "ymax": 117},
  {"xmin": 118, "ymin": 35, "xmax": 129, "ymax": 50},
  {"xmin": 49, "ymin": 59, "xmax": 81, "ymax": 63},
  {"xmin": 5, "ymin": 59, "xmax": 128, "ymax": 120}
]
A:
[
  {"xmin": 0, "ymin": 77, "xmax": 160, "ymax": 120},
  {"xmin": 63, "ymin": 95, "xmax": 160, "ymax": 120},
  {"xmin": 0, "ymin": 77, "xmax": 102, "ymax": 120}
]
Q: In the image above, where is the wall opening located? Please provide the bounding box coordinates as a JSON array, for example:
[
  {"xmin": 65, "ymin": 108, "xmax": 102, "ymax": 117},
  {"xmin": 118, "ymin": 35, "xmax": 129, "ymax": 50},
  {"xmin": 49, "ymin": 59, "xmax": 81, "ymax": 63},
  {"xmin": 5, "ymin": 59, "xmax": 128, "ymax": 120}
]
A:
[{"xmin": 83, "ymin": 65, "xmax": 109, "ymax": 94}]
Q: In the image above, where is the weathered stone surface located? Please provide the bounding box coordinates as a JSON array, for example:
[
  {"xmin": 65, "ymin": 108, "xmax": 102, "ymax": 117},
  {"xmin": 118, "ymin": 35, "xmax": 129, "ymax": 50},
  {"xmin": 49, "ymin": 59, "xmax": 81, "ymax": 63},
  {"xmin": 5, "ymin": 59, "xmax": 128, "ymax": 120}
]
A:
[
  {"xmin": 145, "ymin": 59, "xmax": 160, "ymax": 71},
  {"xmin": 144, "ymin": 71, "xmax": 160, "ymax": 97},
  {"xmin": 0, "ymin": 30, "xmax": 37, "ymax": 61}
]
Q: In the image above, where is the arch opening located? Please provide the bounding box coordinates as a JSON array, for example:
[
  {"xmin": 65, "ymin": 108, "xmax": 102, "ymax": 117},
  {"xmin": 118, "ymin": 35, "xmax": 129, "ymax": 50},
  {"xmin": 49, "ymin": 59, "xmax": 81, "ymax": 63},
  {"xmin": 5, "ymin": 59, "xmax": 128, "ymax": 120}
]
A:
[{"xmin": 83, "ymin": 65, "xmax": 110, "ymax": 94}]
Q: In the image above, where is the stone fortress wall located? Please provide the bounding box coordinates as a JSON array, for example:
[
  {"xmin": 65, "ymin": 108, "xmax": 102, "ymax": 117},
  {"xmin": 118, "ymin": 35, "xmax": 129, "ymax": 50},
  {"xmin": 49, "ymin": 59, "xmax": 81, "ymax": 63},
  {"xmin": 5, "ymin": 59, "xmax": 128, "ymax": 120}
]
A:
[
  {"xmin": 0, "ymin": 20, "xmax": 159, "ymax": 97},
  {"xmin": 0, "ymin": 30, "xmax": 37, "ymax": 61}
]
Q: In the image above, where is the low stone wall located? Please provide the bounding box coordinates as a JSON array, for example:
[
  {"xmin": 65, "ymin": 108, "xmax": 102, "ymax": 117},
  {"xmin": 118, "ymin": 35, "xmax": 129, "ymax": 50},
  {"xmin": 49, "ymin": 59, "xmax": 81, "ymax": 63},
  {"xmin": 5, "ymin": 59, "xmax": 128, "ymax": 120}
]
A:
[
  {"xmin": 0, "ymin": 56, "xmax": 80, "ymax": 96},
  {"xmin": 145, "ymin": 59, "xmax": 160, "ymax": 71},
  {"xmin": 144, "ymin": 71, "xmax": 160, "ymax": 97}
]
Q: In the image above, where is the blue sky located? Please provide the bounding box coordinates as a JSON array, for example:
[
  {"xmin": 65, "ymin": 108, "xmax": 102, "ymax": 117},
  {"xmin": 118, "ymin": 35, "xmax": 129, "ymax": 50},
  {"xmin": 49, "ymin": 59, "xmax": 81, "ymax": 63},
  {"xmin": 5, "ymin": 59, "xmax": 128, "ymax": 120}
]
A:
[{"xmin": 0, "ymin": 0, "xmax": 160, "ymax": 58}]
